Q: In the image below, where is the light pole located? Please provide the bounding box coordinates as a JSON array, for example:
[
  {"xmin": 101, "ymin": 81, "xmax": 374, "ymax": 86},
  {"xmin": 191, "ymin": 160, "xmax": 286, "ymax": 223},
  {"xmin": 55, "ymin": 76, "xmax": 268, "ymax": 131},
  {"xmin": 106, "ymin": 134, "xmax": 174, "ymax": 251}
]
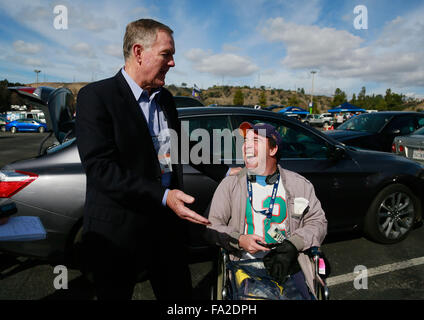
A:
[
  {"xmin": 310, "ymin": 70, "xmax": 317, "ymax": 113},
  {"xmin": 34, "ymin": 70, "xmax": 41, "ymax": 84}
]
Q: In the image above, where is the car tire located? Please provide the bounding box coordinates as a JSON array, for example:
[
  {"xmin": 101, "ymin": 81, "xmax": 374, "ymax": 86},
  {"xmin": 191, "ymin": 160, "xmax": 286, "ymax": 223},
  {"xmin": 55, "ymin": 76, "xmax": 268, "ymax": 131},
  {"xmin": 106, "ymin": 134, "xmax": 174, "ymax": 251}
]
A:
[
  {"xmin": 304, "ymin": 121, "xmax": 310, "ymax": 126},
  {"xmin": 38, "ymin": 126, "xmax": 45, "ymax": 133},
  {"xmin": 10, "ymin": 126, "xmax": 17, "ymax": 134},
  {"xmin": 364, "ymin": 184, "xmax": 419, "ymax": 244},
  {"xmin": 0, "ymin": 125, "xmax": 5, "ymax": 132}
]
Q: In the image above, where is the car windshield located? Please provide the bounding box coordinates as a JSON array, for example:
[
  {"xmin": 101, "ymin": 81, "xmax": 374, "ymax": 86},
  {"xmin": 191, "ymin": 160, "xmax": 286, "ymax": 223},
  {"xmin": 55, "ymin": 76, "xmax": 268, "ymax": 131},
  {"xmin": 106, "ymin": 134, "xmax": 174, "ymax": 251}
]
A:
[
  {"xmin": 412, "ymin": 126, "xmax": 424, "ymax": 135},
  {"xmin": 338, "ymin": 113, "xmax": 392, "ymax": 133}
]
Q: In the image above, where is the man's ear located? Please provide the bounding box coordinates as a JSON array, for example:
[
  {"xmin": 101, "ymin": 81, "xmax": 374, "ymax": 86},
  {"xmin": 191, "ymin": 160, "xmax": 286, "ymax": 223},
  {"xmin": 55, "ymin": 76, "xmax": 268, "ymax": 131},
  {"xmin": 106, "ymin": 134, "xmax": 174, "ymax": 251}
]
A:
[
  {"xmin": 132, "ymin": 44, "xmax": 144, "ymax": 64},
  {"xmin": 269, "ymin": 145, "xmax": 278, "ymax": 157}
]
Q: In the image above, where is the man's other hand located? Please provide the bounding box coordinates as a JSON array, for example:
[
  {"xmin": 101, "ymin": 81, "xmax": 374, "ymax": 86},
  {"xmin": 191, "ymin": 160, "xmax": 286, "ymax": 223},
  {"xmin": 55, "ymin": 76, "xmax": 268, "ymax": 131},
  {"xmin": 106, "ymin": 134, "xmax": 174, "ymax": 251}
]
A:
[
  {"xmin": 166, "ymin": 189, "xmax": 211, "ymax": 226},
  {"xmin": 239, "ymin": 234, "xmax": 270, "ymax": 254}
]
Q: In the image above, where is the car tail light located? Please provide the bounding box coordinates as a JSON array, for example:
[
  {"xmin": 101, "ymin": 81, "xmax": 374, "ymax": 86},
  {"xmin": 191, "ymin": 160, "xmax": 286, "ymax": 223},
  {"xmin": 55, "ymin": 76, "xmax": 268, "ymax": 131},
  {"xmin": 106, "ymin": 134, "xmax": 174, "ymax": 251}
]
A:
[
  {"xmin": 0, "ymin": 170, "xmax": 38, "ymax": 198},
  {"xmin": 399, "ymin": 145, "xmax": 405, "ymax": 153},
  {"xmin": 391, "ymin": 143, "xmax": 396, "ymax": 153}
]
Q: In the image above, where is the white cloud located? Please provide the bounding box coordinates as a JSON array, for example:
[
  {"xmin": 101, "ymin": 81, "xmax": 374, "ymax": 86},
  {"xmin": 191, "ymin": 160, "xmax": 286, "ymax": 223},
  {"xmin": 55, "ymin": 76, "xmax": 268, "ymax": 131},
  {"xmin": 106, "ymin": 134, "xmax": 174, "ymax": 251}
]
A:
[
  {"xmin": 7, "ymin": 55, "xmax": 44, "ymax": 67},
  {"xmin": 261, "ymin": 15, "xmax": 424, "ymax": 89},
  {"xmin": 104, "ymin": 44, "xmax": 122, "ymax": 58},
  {"xmin": 70, "ymin": 42, "xmax": 96, "ymax": 58},
  {"xmin": 185, "ymin": 48, "xmax": 259, "ymax": 77},
  {"xmin": 13, "ymin": 40, "xmax": 42, "ymax": 54}
]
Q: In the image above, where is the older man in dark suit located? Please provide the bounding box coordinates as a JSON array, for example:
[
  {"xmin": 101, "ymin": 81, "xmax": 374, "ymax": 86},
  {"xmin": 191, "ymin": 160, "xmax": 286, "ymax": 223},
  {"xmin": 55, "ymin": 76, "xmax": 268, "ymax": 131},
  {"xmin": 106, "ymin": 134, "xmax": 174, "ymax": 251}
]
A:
[{"xmin": 76, "ymin": 19, "xmax": 236, "ymax": 300}]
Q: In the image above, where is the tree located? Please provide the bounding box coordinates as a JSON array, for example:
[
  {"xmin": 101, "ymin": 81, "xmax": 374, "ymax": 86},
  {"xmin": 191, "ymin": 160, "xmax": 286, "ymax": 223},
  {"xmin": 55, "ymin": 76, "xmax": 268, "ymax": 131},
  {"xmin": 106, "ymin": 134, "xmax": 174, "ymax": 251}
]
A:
[
  {"xmin": 350, "ymin": 93, "xmax": 357, "ymax": 105},
  {"xmin": 233, "ymin": 88, "xmax": 244, "ymax": 105},
  {"xmin": 331, "ymin": 88, "xmax": 347, "ymax": 107},
  {"xmin": 258, "ymin": 90, "xmax": 267, "ymax": 107},
  {"xmin": 357, "ymin": 86, "xmax": 366, "ymax": 108}
]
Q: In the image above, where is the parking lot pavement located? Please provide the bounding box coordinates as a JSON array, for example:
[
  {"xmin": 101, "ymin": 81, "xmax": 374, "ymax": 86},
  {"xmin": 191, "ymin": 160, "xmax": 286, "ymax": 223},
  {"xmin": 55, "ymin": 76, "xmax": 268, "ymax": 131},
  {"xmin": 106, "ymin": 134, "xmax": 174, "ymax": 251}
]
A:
[
  {"xmin": 0, "ymin": 131, "xmax": 58, "ymax": 168},
  {"xmin": 1, "ymin": 225, "xmax": 424, "ymax": 300}
]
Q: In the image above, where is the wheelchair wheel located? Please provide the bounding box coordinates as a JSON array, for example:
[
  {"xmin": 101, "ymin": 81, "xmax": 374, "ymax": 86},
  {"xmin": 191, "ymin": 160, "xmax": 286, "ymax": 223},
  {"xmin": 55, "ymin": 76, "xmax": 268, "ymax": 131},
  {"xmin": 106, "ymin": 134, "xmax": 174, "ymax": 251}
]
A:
[{"xmin": 211, "ymin": 249, "xmax": 231, "ymax": 300}]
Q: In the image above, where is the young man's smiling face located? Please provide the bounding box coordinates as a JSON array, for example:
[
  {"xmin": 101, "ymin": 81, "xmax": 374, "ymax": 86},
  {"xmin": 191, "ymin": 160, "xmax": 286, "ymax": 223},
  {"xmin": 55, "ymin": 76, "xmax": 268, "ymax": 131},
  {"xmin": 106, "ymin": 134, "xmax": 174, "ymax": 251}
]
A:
[{"xmin": 243, "ymin": 129, "xmax": 275, "ymax": 175}]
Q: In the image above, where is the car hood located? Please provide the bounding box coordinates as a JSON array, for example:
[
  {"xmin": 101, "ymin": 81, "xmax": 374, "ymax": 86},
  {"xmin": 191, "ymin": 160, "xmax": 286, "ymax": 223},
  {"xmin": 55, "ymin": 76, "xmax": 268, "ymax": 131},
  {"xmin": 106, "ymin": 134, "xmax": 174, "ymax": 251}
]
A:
[{"xmin": 325, "ymin": 129, "xmax": 373, "ymax": 141}]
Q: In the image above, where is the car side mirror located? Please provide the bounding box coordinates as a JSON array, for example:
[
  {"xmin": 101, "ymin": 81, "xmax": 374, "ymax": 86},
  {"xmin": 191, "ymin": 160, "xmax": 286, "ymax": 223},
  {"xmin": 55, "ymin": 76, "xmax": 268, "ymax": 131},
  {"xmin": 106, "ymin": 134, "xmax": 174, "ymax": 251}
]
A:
[
  {"xmin": 391, "ymin": 129, "xmax": 401, "ymax": 134},
  {"xmin": 328, "ymin": 145, "xmax": 345, "ymax": 161}
]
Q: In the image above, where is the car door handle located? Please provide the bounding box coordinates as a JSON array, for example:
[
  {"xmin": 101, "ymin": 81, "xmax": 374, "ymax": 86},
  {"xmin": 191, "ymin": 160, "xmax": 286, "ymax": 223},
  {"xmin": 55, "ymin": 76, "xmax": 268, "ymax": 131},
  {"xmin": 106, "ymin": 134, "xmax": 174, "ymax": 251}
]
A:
[{"xmin": 332, "ymin": 178, "xmax": 340, "ymax": 189}]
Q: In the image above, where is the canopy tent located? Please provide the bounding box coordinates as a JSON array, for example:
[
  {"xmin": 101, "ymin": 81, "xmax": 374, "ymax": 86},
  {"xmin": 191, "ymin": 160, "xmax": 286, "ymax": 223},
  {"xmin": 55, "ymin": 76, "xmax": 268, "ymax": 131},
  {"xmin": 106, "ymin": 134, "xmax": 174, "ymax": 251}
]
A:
[
  {"xmin": 328, "ymin": 102, "xmax": 366, "ymax": 113},
  {"xmin": 278, "ymin": 106, "xmax": 309, "ymax": 114}
]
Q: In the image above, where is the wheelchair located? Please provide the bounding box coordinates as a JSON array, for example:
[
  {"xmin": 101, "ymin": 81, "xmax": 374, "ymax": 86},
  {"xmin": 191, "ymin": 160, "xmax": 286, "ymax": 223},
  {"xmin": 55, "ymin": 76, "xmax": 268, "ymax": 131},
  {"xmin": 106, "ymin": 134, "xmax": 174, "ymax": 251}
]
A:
[{"xmin": 211, "ymin": 246, "xmax": 330, "ymax": 300}]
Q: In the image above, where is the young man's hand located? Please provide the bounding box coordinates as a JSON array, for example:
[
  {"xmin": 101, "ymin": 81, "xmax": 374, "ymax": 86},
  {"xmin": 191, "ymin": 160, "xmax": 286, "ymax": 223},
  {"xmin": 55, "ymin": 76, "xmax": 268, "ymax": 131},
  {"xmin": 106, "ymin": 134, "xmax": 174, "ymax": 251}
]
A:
[{"xmin": 239, "ymin": 234, "xmax": 270, "ymax": 254}]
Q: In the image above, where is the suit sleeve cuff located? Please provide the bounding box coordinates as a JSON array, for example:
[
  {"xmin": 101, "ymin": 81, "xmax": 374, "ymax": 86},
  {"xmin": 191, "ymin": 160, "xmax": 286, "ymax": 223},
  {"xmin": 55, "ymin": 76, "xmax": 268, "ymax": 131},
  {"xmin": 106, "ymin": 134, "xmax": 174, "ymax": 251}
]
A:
[{"xmin": 226, "ymin": 168, "xmax": 231, "ymax": 177}]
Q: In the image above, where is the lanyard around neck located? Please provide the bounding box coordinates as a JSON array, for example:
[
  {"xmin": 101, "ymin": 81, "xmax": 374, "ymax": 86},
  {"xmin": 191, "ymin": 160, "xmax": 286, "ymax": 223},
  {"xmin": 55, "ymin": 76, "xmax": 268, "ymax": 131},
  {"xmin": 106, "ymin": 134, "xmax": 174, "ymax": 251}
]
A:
[{"xmin": 247, "ymin": 173, "xmax": 280, "ymax": 219}]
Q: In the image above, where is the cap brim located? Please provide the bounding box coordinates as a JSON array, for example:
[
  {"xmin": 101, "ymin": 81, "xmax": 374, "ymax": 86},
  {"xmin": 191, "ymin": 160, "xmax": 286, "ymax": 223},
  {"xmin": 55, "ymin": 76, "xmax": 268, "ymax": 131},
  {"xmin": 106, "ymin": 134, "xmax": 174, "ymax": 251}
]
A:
[{"xmin": 238, "ymin": 121, "xmax": 253, "ymax": 137}]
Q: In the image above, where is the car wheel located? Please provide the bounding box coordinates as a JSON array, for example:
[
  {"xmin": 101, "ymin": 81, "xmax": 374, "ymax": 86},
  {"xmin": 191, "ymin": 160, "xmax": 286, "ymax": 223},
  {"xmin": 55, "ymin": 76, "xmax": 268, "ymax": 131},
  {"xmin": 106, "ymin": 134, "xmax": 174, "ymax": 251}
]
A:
[
  {"xmin": 0, "ymin": 125, "xmax": 5, "ymax": 132},
  {"xmin": 10, "ymin": 126, "xmax": 17, "ymax": 134},
  {"xmin": 38, "ymin": 126, "xmax": 45, "ymax": 133},
  {"xmin": 304, "ymin": 121, "xmax": 310, "ymax": 126},
  {"xmin": 364, "ymin": 184, "xmax": 419, "ymax": 244}
]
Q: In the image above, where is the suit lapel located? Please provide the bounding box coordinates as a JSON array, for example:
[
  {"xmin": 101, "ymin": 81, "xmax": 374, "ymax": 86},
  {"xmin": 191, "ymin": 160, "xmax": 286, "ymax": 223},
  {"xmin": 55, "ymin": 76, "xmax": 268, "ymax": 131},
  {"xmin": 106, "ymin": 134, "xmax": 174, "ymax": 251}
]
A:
[
  {"xmin": 114, "ymin": 71, "xmax": 158, "ymax": 158},
  {"xmin": 114, "ymin": 71, "xmax": 151, "ymax": 136}
]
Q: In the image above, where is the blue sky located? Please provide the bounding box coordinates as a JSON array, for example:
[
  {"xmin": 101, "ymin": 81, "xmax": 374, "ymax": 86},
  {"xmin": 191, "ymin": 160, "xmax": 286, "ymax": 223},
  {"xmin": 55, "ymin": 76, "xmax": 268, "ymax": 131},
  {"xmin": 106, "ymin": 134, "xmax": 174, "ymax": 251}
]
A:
[{"xmin": 1, "ymin": 0, "xmax": 423, "ymax": 99}]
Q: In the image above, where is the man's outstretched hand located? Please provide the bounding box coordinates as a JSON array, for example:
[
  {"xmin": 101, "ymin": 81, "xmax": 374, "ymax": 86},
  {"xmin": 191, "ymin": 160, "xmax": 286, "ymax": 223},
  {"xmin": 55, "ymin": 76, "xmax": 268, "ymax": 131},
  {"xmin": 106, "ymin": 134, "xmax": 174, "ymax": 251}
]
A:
[{"xmin": 166, "ymin": 189, "xmax": 211, "ymax": 226}]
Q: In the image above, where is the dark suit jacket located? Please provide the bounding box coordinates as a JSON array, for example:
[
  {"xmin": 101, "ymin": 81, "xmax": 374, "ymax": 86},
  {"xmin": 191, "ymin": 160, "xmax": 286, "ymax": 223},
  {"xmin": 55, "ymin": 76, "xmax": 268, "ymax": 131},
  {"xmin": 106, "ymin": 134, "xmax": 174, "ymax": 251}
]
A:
[{"xmin": 75, "ymin": 71, "xmax": 227, "ymax": 257}]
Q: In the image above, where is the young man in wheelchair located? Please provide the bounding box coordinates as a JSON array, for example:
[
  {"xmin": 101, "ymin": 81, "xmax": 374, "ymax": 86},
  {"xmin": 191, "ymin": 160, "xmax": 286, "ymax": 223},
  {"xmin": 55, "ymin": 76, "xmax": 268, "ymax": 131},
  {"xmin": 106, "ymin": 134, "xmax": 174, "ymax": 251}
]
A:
[{"xmin": 205, "ymin": 122, "xmax": 328, "ymax": 300}]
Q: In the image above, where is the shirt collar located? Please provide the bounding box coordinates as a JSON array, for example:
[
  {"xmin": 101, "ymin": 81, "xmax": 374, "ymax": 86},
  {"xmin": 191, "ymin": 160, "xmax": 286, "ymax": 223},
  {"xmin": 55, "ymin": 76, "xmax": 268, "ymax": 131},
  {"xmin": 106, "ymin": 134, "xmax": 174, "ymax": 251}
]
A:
[{"xmin": 121, "ymin": 67, "xmax": 162, "ymax": 102}]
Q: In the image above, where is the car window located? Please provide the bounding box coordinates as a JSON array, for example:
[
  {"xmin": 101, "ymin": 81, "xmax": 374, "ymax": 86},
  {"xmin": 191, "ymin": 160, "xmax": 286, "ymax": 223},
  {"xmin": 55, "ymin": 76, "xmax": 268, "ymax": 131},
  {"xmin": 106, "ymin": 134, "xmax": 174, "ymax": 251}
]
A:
[
  {"xmin": 231, "ymin": 116, "xmax": 329, "ymax": 160},
  {"xmin": 338, "ymin": 113, "xmax": 392, "ymax": 133},
  {"xmin": 384, "ymin": 116, "xmax": 417, "ymax": 135},
  {"xmin": 417, "ymin": 116, "xmax": 424, "ymax": 128},
  {"xmin": 181, "ymin": 115, "xmax": 233, "ymax": 163},
  {"xmin": 412, "ymin": 126, "xmax": 424, "ymax": 135}
]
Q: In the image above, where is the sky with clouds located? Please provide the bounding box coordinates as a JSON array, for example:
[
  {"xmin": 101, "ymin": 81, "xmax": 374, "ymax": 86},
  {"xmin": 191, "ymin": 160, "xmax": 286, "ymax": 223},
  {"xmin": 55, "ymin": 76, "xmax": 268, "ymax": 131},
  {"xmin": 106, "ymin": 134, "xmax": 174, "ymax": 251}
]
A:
[{"xmin": 0, "ymin": 0, "xmax": 423, "ymax": 99}]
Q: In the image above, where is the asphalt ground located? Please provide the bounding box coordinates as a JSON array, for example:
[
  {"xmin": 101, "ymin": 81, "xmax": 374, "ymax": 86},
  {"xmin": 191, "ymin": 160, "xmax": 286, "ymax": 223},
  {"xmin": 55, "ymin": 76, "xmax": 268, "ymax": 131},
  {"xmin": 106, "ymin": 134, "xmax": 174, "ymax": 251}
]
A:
[{"xmin": 1, "ymin": 130, "xmax": 424, "ymax": 301}]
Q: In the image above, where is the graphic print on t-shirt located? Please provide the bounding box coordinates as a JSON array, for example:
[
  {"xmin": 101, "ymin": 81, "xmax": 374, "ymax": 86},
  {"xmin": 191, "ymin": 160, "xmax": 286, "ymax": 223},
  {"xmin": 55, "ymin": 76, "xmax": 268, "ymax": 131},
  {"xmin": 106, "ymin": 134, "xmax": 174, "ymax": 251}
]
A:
[{"xmin": 245, "ymin": 178, "xmax": 288, "ymax": 244}]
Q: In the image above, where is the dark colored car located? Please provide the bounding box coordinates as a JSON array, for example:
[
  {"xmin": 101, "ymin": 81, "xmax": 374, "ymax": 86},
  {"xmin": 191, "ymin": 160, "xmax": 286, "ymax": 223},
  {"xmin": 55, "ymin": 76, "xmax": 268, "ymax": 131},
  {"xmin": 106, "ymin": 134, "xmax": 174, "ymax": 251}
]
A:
[
  {"xmin": 0, "ymin": 88, "xmax": 423, "ymax": 268},
  {"xmin": 173, "ymin": 96, "xmax": 204, "ymax": 108},
  {"xmin": 325, "ymin": 112, "xmax": 424, "ymax": 152},
  {"xmin": 5, "ymin": 118, "xmax": 47, "ymax": 133}
]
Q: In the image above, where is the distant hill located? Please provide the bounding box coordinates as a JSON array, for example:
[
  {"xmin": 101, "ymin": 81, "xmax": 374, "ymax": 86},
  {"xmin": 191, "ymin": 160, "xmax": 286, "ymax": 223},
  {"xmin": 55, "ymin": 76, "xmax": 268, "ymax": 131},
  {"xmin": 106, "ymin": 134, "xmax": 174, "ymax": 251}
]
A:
[{"xmin": 26, "ymin": 82, "xmax": 423, "ymax": 113}]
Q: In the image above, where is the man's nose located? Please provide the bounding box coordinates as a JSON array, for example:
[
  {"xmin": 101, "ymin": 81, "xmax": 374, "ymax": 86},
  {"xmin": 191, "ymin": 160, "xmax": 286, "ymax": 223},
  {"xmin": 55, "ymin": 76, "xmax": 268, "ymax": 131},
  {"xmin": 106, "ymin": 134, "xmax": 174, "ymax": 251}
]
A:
[{"xmin": 168, "ymin": 56, "xmax": 175, "ymax": 67}]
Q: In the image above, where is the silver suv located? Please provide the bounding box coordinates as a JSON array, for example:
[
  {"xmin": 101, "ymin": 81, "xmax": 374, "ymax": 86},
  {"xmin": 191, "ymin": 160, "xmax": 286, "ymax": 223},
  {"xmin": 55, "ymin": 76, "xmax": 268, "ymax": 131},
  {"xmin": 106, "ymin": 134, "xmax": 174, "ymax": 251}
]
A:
[{"xmin": 304, "ymin": 113, "xmax": 334, "ymax": 127}]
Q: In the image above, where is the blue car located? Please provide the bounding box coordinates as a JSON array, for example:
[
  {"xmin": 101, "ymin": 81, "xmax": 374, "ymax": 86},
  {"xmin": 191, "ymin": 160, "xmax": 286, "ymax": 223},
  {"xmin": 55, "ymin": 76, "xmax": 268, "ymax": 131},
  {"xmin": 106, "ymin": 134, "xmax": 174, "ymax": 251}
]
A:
[{"xmin": 5, "ymin": 118, "xmax": 48, "ymax": 133}]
